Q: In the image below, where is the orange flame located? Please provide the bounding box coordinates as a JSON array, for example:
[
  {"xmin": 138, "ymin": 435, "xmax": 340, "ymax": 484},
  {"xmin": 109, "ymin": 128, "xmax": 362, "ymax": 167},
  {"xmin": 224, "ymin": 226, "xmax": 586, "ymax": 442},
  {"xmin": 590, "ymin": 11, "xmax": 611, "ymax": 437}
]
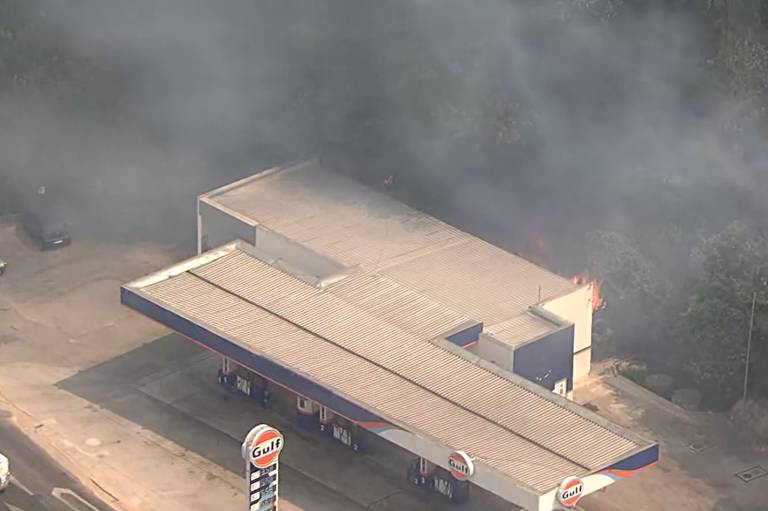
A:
[{"xmin": 570, "ymin": 271, "xmax": 605, "ymax": 311}]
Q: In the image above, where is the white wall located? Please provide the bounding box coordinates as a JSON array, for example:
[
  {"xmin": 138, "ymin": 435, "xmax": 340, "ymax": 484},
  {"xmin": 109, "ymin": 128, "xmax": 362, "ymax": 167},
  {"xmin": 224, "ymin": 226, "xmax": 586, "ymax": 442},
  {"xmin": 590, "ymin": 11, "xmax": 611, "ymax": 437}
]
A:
[
  {"xmin": 198, "ymin": 200, "xmax": 256, "ymax": 253},
  {"xmin": 572, "ymin": 347, "xmax": 592, "ymax": 384},
  {"xmin": 197, "ymin": 198, "xmax": 347, "ymax": 284},
  {"xmin": 254, "ymin": 226, "xmax": 345, "ymax": 280},
  {"xmin": 541, "ymin": 285, "xmax": 593, "ymax": 382}
]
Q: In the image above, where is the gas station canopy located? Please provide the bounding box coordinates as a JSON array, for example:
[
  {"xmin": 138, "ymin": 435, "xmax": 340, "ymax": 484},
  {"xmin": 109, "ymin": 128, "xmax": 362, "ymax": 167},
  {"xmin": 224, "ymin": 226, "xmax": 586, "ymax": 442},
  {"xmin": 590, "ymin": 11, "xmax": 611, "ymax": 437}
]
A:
[{"xmin": 122, "ymin": 241, "xmax": 658, "ymax": 511}]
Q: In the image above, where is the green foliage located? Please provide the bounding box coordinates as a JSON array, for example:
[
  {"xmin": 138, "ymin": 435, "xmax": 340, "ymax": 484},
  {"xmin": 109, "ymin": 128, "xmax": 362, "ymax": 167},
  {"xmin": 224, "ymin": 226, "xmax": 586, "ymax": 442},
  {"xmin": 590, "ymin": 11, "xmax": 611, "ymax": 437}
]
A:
[
  {"xmin": 680, "ymin": 222, "xmax": 768, "ymax": 408},
  {"xmin": 696, "ymin": 0, "xmax": 768, "ymax": 99},
  {"xmin": 0, "ymin": 0, "xmax": 767, "ymax": 411},
  {"xmin": 721, "ymin": 32, "xmax": 768, "ymax": 97},
  {"xmin": 0, "ymin": 2, "xmax": 110, "ymax": 109},
  {"xmin": 586, "ymin": 231, "xmax": 670, "ymax": 358},
  {"xmin": 587, "ymin": 231, "xmax": 665, "ymax": 301},
  {"xmin": 615, "ymin": 359, "xmax": 649, "ymax": 385},
  {"xmin": 703, "ymin": 0, "xmax": 728, "ymax": 12}
]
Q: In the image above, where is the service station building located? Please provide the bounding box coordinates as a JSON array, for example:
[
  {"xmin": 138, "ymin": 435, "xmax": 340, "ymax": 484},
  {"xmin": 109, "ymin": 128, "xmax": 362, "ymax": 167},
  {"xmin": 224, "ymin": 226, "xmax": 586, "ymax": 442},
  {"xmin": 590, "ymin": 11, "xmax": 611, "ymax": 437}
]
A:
[{"xmin": 122, "ymin": 160, "xmax": 658, "ymax": 510}]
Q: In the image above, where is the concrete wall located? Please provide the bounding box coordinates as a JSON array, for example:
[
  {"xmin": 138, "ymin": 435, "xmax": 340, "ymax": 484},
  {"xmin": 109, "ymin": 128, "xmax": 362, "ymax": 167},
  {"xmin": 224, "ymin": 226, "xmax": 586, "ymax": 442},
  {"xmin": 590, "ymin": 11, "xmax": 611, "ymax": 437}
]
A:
[
  {"xmin": 197, "ymin": 198, "xmax": 347, "ymax": 283},
  {"xmin": 254, "ymin": 226, "xmax": 345, "ymax": 281},
  {"xmin": 469, "ymin": 334, "xmax": 514, "ymax": 372},
  {"xmin": 540, "ymin": 285, "xmax": 593, "ymax": 382},
  {"xmin": 198, "ymin": 200, "xmax": 256, "ymax": 254},
  {"xmin": 573, "ymin": 348, "xmax": 591, "ymax": 385}
]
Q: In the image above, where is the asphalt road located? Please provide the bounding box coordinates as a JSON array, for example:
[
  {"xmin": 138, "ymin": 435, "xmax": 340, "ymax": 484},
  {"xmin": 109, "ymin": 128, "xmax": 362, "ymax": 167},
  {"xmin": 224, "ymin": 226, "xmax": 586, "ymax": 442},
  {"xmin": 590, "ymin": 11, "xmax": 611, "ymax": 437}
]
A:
[{"xmin": 0, "ymin": 417, "xmax": 114, "ymax": 511}]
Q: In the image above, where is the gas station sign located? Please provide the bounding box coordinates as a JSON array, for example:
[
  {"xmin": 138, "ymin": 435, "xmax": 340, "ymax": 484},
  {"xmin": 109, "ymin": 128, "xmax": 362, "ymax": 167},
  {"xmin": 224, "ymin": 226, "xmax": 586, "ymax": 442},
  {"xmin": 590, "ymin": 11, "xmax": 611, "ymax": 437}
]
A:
[
  {"xmin": 556, "ymin": 476, "xmax": 584, "ymax": 508},
  {"xmin": 242, "ymin": 424, "xmax": 284, "ymax": 511},
  {"xmin": 448, "ymin": 450, "xmax": 474, "ymax": 481}
]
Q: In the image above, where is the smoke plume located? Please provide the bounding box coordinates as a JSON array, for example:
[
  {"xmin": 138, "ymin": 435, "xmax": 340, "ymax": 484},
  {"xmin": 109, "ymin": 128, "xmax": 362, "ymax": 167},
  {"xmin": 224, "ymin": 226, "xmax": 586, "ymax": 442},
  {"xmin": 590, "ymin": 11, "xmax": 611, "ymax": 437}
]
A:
[{"xmin": 1, "ymin": 0, "xmax": 765, "ymax": 264}]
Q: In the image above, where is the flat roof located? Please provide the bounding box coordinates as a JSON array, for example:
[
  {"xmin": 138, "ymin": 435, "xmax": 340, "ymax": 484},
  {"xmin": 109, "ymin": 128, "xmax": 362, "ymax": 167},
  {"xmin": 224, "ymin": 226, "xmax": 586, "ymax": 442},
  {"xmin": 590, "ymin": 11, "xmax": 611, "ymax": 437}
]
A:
[
  {"xmin": 124, "ymin": 242, "xmax": 654, "ymax": 494},
  {"xmin": 200, "ymin": 161, "xmax": 578, "ymax": 340},
  {"xmin": 486, "ymin": 312, "xmax": 563, "ymax": 348}
]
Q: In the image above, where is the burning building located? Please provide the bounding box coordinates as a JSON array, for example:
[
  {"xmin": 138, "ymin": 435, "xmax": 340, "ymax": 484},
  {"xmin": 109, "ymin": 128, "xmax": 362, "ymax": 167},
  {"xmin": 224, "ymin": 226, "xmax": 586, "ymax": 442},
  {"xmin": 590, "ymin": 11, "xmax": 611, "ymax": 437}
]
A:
[
  {"xmin": 193, "ymin": 160, "xmax": 598, "ymax": 387},
  {"xmin": 122, "ymin": 160, "xmax": 657, "ymax": 510}
]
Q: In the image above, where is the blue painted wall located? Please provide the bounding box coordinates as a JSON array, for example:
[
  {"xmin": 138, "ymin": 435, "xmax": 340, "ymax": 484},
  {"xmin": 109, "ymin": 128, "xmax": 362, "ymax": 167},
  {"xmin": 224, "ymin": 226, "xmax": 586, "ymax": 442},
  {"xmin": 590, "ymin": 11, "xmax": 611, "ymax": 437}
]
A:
[
  {"xmin": 445, "ymin": 322, "xmax": 483, "ymax": 347},
  {"xmin": 512, "ymin": 325, "xmax": 574, "ymax": 392},
  {"xmin": 605, "ymin": 444, "xmax": 659, "ymax": 474}
]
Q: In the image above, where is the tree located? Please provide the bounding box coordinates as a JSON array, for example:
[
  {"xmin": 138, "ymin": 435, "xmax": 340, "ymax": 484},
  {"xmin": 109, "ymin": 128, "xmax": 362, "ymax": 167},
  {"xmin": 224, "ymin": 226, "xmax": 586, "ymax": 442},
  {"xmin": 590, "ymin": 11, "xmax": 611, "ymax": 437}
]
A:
[
  {"xmin": 680, "ymin": 221, "xmax": 768, "ymax": 408},
  {"xmin": 586, "ymin": 230, "xmax": 670, "ymax": 359}
]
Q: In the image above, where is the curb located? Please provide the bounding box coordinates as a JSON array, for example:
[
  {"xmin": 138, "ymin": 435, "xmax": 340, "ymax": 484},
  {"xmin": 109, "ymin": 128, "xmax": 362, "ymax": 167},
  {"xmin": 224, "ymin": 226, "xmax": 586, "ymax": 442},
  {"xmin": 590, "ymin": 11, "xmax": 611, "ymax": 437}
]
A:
[
  {"xmin": 0, "ymin": 398, "xmax": 132, "ymax": 511},
  {"xmin": 604, "ymin": 374, "xmax": 702, "ymax": 425}
]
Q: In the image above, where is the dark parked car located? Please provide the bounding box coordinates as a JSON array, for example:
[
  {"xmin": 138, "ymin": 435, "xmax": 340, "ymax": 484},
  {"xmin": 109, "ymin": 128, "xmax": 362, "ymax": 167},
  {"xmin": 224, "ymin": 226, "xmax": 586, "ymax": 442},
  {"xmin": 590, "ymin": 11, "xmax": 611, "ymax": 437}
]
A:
[{"xmin": 20, "ymin": 210, "xmax": 71, "ymax": 250}]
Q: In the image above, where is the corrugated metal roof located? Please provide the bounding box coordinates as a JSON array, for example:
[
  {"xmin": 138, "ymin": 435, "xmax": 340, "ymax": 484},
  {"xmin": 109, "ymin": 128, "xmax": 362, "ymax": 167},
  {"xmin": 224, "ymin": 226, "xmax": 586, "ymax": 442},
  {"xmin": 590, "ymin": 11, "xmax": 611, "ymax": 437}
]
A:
[
  {"xmin": 128, "ymin": 246, "xmax": 647, "ymax": 492},
  {"xmin": 486, "ymin": 313, "xmax": 560, "ymax": 348},
  {"xmin": 202, "ymin": 163, "xmax": 575, "ymax": 345},
  {"xmin": 325, "ymin": 272, "xmax": 474, "ymax": 340},
  {"xmin": 380, "ymin": 239, "xmax": 572, "ymax": 326},
  {"xmin": 209, "ymin": 167, "xmax": 467, "ymax": 271}
]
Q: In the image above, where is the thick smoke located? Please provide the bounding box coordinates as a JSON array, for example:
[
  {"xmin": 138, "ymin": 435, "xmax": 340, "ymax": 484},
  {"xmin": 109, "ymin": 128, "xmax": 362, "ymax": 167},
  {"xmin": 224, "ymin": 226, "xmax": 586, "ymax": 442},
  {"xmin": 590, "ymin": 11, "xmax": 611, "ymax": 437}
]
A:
[{"xmin": 1, "ymin": 0, "xmax": 765, "ymax": 263}]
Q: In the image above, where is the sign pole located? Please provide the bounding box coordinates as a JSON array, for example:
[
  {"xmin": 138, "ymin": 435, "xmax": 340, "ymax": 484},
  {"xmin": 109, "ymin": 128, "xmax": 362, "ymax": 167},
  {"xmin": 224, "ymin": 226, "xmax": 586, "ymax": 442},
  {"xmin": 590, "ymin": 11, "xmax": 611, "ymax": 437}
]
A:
[
  {"xmin": 743, "ymin": 291, "xmax": 757, "ymax": 402},
  {"xmin": 242, "ymin": 424, "xmax": 284, "ymax": 511}
]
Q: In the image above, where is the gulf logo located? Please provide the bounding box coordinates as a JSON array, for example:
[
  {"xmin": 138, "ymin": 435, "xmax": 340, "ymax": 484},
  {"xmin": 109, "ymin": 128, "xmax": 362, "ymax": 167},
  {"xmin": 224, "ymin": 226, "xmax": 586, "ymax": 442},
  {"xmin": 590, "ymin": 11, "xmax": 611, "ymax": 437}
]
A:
[
  {"xmin": 556, "ymin": 476, "xmax": 584, "ymax": 508},
  {"xmin": 248, "ymin": 426, "xmax": 284, "ymax": 469},
  {"xmin": 448, "ymin": 450, "xmax": 474, "ymax": 481}
]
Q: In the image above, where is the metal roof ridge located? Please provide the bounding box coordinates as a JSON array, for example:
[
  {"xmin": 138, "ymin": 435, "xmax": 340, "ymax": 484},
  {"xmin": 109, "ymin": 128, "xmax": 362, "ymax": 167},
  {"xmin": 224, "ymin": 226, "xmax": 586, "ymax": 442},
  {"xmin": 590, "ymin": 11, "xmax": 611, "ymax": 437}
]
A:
[
  {"xmin": 189, "ymin": 249, "xmax": 637, "ymax": 470},
  {"xmin": 327, "ymin": 270, "xmax": 477, "ymax": 331},
  {"xmin": 200, "ymin": 158, "xmax": 312, "ymax": 201},
  {"xmin": 526, "ymin": 305, "xmax": 572, "ymax": 328},
  {"xmin": 128, "ymin": 275, "xmax": 583, "ymax": 493},
  {"xmin": 184, "ymin": 258, "xmax": 593, "ymax": 469},
  {"xmin": 366, "ymin": 236, "xmax": 471, "ymax": 273},
  {"xmin": 124, "ymin": 242, "xmax": 239, "ymax": 289},
  {"xmin": 464, "ymin": 236, "xmax": 576, "ymax": 291},
  {"xmin": 130, "ymin": 244, "xmax": 652, "ymax": 462},
  {"xmin": 430, "ymin": 336, "xmax": 654, "ymax": 453}
]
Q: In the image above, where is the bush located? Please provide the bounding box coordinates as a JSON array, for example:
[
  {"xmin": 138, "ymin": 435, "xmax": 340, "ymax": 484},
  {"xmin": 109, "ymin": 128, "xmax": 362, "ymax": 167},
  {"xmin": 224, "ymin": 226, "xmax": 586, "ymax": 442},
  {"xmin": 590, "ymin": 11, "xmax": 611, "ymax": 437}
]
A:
[
  {"xmin": 730, "ymin": 399, "xmax": 768, "ymax": 449},
  {"xmin": 616, "ymin": 359, "xmax": 648, "ymax": 384}
]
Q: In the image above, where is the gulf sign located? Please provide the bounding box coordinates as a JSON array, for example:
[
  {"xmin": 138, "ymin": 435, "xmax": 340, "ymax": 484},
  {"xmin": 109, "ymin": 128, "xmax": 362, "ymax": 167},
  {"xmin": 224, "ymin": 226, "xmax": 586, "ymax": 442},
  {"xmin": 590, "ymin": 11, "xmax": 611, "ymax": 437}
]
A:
[
  {"xmin": 556, "ymin": 476, "xmax": 584, "ymax": 508},
  {"xmin": 249, "ymin": 427, "xmax": 284, "ymax": 469},
  {"xmin": 448, "ymin": 450, "xmax": 474, "ymax": 481},
  {"xmin": 242, "ymin": 424, "xmax": 284, "ymax": 511}
]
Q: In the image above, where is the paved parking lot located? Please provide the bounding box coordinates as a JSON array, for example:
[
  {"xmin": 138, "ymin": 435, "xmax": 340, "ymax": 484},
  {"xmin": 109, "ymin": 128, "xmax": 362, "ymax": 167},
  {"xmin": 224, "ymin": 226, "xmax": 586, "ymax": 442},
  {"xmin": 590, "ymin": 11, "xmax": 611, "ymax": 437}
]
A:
[
  {"xmin": 0, "ymin": 220, "xmax": 456, "ymax": 511},
  {"xmin": 0, "ymin": 418, "xmax": 115, "ymax": 511}
]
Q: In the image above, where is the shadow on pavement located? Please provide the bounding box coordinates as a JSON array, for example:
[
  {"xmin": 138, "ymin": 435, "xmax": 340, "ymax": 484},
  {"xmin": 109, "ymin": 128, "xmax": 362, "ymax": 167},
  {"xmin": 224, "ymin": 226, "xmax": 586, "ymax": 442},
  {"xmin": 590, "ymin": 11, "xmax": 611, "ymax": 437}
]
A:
[
  {"xmin": 713, "ymin": 498, "xmax": 768, "ymax": 511},
  {"xmin": 54, "ymin": 334, "xmax": 426, "ymax": 511},
  {"xmin": 54, "ymin": 334, "xmax": 244, "ymax": 473}
]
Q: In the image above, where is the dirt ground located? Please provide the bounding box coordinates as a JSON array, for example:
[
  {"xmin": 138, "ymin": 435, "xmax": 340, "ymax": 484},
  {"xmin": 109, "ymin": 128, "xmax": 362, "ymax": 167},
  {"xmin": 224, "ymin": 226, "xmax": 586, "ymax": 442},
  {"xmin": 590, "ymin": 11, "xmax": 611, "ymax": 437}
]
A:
[{"xmin": 575, "ymin": 364, "xmax": 768, "ymax": 511}]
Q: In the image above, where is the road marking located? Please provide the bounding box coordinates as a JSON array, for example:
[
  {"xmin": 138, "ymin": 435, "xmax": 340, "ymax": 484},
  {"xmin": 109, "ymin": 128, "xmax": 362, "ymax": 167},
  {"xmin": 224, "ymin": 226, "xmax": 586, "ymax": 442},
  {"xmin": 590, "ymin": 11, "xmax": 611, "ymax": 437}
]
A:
[
  {"xmin": 7, "ymin": 503, "xmax": 26, "ymax": 511},
  {"xmin": 10, "ymin": 476, "xmax": 34, "ymax": 496},
  {"xmin": 51, "ymin": 487, "xmax": 99, "ymax": 511}
]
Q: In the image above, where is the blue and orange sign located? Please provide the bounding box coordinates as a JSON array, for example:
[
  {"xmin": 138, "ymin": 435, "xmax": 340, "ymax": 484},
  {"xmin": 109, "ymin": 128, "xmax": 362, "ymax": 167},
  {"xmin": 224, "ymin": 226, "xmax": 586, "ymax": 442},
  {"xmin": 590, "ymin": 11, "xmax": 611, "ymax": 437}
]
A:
[
  {"xmin": 556, "ymin": 476, "xmax": 584, "ymax": 508},
  {"xmin": 448, "ymin": 450, "xmax": 474, "ymax": 481}
]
